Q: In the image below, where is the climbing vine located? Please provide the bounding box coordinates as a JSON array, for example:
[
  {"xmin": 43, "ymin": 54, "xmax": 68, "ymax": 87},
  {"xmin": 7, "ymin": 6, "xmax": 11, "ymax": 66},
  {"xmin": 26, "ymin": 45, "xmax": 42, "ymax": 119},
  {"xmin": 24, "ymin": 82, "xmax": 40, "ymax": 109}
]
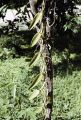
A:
[{"xmin": 29, "ymin": 0, "xmax": 55, "ymax": 119}]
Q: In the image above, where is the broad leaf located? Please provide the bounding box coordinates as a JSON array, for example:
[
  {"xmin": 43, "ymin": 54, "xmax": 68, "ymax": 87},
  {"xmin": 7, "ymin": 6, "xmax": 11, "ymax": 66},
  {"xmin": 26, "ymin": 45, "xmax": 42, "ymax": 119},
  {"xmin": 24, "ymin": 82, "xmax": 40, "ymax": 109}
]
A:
[
  {"xmin": 29, "ymin": 52, "xmax": 41, "ymax": 66},
  {"xmin": 29, "ymin": 89, "xmax": 39, "ymax": 100},
  {"xmin": 29, "ymin": 73, "xmax": 44, "ymax": 89},
  {"xmin": 31, "ymin": 31, "xmax": 42, "ymax": 47},
  {"xmin": 30, "ymin": 11, "xmax": 43, "ymax": 30}
]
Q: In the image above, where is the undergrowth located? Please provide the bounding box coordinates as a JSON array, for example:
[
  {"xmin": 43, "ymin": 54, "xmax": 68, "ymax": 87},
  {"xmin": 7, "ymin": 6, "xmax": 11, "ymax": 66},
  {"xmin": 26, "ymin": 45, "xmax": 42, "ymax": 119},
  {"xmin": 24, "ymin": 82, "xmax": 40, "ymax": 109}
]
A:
[{"xmin": 0, "ymin": 52, "xmax": 81, "ymax": 119}]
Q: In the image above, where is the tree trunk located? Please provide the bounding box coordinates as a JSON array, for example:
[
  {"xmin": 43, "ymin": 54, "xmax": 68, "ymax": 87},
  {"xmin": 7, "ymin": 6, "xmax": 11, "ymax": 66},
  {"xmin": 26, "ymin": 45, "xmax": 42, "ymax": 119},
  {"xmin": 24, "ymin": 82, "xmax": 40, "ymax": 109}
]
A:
[
  {"xmin": 43, "ymin": 0, "xmax": 55, "ymax": 119},
  {"xmin": 43, "ymin": 42, "xmax": 53, "ymax": 120},
  {"xmin": 29, "ymin": 0, "xmax": 55, "ymax": 119}
]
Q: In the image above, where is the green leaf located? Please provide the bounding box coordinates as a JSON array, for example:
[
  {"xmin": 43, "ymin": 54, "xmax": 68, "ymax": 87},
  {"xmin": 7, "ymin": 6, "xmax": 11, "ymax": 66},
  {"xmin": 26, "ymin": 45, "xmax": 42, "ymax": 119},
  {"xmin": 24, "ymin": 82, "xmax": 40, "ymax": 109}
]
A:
[
  {"xmin": 35, "ymin": 106, "xmax": 43, "ymax": 114},
  {"xmin": 29, "ymin": 52, "xmax": 41, "ymax": 66},
  {"xmin": 31, "ymin": 23, "xmax": 44, "ymax": 47},
  {"xmin": 0, "ymin": 5, "xmax": 7, "ymax": 12},
  {"xmin": 31, "ymin": 31, "xmax": 42, "ymax": 47},
  {"xmin": 12, "ymin": 84, "xmax": 16, "ymax": 99},
  {"xmin": 20, "ymin": 44, "xmax": 31, "ymax": 49},
  {"xmin": 72, "ymin": 29, "xmax": 78, "ymax": 33},
  {"xmin": 29, "ymin": 73, "xmax": 44, "ymax": 89},
  {"xmin": 30, "ymin": 11, "xmax": 43, "ymax": 30},
  {"xmin": 29, "ymin": 89, "xmax": 39, "ymax": 100}
]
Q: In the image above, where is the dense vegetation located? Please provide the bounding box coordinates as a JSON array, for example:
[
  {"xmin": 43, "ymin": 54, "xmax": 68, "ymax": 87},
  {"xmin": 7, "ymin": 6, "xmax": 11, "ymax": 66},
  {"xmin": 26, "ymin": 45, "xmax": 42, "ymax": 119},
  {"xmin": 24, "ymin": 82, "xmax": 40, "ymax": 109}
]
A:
[{"xmin": 0, "ymin": 0, "xmax": 81, "ymax": 120}]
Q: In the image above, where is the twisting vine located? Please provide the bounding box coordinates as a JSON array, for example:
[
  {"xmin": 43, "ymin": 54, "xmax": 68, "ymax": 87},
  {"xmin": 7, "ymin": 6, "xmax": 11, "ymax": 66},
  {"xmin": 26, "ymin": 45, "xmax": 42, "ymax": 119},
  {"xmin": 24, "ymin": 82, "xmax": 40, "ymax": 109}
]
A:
[{"xmin": 29, "ymin": 0, "xmax": 56, "ymax": 119}]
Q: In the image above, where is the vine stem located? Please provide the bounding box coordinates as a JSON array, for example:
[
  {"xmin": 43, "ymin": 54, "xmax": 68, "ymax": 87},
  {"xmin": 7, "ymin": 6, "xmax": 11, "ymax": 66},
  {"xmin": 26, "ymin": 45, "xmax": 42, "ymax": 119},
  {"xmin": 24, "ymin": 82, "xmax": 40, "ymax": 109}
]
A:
[{"xmin": 29, "ymin": 0, "xmax": 55, "ymax": 119}]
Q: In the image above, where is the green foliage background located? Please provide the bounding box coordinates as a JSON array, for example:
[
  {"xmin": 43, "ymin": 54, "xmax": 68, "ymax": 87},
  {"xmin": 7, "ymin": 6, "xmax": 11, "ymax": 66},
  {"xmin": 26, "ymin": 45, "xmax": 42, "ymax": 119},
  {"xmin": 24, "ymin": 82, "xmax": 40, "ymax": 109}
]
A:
[
  {"xmin": 1, "ymin": 37, "xmax": 81, "ymax": 119},
  {"xmin": 1, "ymin": 0, "xmax": 81, "ymax": 119},
  {"xmin": 0, "ymin": 57, "xmax": 43, "ymax": 120}
]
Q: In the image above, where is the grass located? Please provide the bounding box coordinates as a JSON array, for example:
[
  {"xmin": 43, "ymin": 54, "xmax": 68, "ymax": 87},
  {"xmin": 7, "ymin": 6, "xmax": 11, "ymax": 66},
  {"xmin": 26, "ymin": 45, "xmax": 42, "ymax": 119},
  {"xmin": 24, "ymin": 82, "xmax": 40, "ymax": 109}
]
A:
[
  {"xmin": 53, "ymin": 72, "xmax": 81, "ymax": 120},
  {"xmin": 0, "ymin": 53, "xmax": 81, "ymax": 119},
  {"xmin": 0, "ymin": 57, "xmax": 42, "ymax": 120}
]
